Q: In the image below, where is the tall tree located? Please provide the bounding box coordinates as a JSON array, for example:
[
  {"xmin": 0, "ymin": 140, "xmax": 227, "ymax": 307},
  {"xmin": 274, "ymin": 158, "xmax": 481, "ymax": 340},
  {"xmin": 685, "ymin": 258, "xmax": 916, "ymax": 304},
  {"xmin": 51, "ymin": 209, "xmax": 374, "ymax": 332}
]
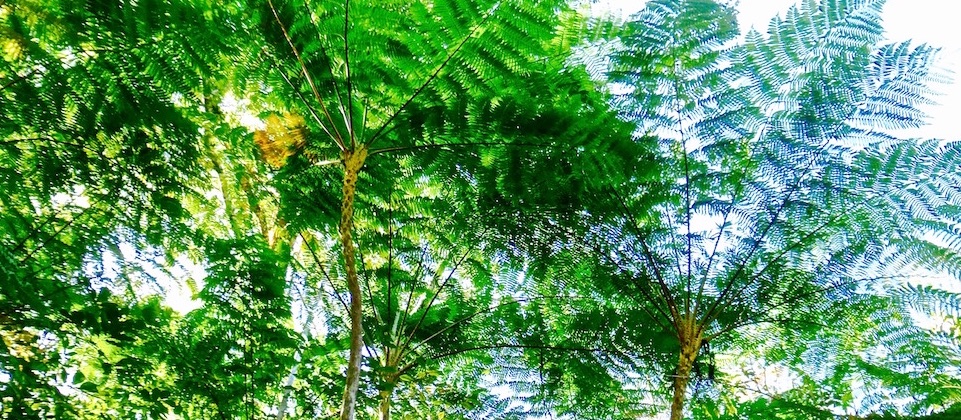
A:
[
  {"xmin": 245, "ymin": 1, "xmax": 642, "ymax": 417},
  {"xmin": 558, "ymin": 0, "xmax": 961, "ymax": 418}
]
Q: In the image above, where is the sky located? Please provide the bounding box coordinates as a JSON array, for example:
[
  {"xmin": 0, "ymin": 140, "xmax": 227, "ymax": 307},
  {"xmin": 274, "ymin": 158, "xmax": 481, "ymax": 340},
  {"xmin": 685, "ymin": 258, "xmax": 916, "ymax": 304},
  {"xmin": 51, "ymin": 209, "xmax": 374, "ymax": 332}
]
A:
[{"xmin": 599, "ymin": 0, "xmax": 961, "ymax": 141}]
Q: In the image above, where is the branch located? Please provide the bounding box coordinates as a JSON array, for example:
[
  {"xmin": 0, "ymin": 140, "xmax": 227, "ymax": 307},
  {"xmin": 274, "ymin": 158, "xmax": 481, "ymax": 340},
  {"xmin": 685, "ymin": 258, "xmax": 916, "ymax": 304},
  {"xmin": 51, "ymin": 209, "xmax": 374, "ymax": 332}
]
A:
[
  {"xmin": 704, "ymin": 273, "xmax": 910, "ymax": 341},
  {"xmin": 0, "ymin": 68, "xmax": 37, "ymax": 93},
  {"xmin": 404, "ymin": 294, "xmax": 596, "ymax": 357},
  {"xmin": 386, "ymin": 182, "xmax": 394, "ymax": 339},
  {"xmin": 343, "ymin": 0, "xmax": 355, "ymax": 148},
  {"xmin": 271, "ymin": 52, "xmax": 338, "ymax": 142},
  {"xmin": 717, "ymin": 377, "xmax": 838, "ymax": 417},
  {"xmin": 354, "ymin": 239, "xmax": 384, "ymax": 325},
  {"xmin": 693, "ymin": 191, "xmax": 739, "ymax": 316},
  {"xmin": 699, "ymin": 33, "xmax": 872, "ymax": 324},
  {"xmin": 266, "ymin": 0, "xmax": 346, "ymax": 150},
  {"xmin": 594, "ymin": 244, "xmax": 674, "ymax": 331},
  {"xmin": 300, "ymin": 232, "xmax": 350, "ymax": 315},
  {"xmin": 671, "ymin": 39, "xmax": 694, "ymax": 316},
  {"xmin": 608, "ymin": 186, "xmax": 681, "ymax": 326},
  {"xmin": 9, "ymin": 193, "xmax": 95, "ymax": 255},
  {"xmin": 396, "ymin": 244, "xmax": 429, "ymax": 347},
  {"xmin": 18, "ymin": 202, "xmax": 96, "ymax": 265},
  {"xmin": 397, "ymin": 248, "xmax": 472, "ymax": 355},
  {"xmin": 703, "ymin": 206, "xmax": 848, "ymax": 326},
  {"xmin": 303, "ymin": 231, "xmax": 381, "ymax": 361},
  {"xmin": 368, "ymin": 141, "xmax": 556, "ymax": 157}
]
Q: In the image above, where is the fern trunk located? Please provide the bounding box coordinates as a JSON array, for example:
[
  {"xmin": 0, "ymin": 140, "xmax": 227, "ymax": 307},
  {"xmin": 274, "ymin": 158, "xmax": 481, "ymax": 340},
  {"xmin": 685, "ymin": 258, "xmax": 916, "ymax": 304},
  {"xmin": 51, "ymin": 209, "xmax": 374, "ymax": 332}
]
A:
[
  {"xmin": 339, "ymin": 147, "xmax": 368, "ymax": 420},
  {"xmin": 378, "ymin": 390, "xmax": 391, "ymax": 420},
  {"xmin": 671, "ymin": 317, "xmax": 702, "ymax": 420}
]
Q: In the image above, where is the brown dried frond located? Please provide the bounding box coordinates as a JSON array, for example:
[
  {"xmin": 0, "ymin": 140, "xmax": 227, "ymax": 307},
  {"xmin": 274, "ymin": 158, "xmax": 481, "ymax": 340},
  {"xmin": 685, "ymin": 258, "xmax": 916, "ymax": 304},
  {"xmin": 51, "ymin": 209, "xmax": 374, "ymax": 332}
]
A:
[
  {"xmin": 1, "ymin": 28, "xmax": 26, "ymax": 62},
  {"xmin": 254, "ymin": 113, "xmax": 307, "ymax": 169}
]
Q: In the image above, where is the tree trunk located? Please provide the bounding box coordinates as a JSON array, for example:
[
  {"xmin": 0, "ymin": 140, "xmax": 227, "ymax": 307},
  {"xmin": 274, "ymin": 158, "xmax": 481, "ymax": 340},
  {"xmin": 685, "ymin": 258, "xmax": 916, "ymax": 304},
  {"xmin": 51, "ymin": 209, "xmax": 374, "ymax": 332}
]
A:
[
  {"xmin": 670, "ymin": 316, "xmax": 702, "ymax": 420},
  {"xmin": 339, "ymin": 147, "xmax": 368, "ymax": 420},
  {"xmin": 378, "ymin": 390, "xmax": 391, "ymax": 420}
]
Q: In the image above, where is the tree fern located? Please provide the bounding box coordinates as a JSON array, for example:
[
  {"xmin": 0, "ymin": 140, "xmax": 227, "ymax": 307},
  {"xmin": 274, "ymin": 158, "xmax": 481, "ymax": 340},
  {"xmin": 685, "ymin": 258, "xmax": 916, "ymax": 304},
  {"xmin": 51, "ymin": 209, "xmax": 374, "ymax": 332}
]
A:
[{"xmin": 579, "ymin": 0, "xmax": 961, "ymax": 418}]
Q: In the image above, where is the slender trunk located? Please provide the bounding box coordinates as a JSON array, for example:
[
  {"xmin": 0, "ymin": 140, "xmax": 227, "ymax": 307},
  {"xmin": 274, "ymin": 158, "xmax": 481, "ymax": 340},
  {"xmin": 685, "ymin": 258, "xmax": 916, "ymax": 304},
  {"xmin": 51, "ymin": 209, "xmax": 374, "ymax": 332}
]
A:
[
  {"xmin": 670, "ymin": 347, "xmax": 696, "ymax": 420},
  {"xmin": 671, "ymin": 316, "xmax": 702, "ymax": 420},
  {"xmin": 378, "ymin": 390, "xmax": 391, "ymax": 420},
  {"xmin": 275, "ymin": 365, "xmax": 297, "ymax": 420},
  {"xmin": 339, "ymin": 147, "xmax": 368, "ymax": 420}
]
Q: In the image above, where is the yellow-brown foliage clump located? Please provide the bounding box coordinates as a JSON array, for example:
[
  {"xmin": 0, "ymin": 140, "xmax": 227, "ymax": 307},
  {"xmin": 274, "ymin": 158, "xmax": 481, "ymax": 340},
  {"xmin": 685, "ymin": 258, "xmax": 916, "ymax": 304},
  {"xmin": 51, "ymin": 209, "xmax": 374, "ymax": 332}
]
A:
[{"xmin": 253, "ymin": 113, "xmax": 307, "ymax": 169}]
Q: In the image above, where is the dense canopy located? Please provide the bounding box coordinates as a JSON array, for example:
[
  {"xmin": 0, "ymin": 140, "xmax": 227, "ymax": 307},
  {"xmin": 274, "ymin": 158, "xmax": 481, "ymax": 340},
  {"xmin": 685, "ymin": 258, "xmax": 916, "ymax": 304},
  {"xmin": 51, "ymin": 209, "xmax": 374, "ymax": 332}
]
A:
[{"xmin": 2, "ymin": 0, "xmax": 960, "ymax": 419}]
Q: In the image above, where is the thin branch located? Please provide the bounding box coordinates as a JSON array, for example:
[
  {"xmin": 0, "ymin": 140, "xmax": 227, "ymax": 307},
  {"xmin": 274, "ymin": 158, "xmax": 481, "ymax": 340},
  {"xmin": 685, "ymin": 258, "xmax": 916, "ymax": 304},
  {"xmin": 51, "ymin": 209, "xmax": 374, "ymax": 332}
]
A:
[
  {"xmin": 359, "ymin": 97, "xmax": 370, "ymax": 143},
  {"xmin": 538, "ymin": 347, "xmax": 555, "ymax": 420},
  {"xmin": 400, "ymin": 343, "xmax": 626, "ymax": 375},
  {"xmin": 354, "ymin": 239, "xmax": 384, "ymax": 325},
  {"xmin": 700, "ymin": 190, "xmax": 798, "ymax": 326},
  {"xmin": 701, "ymin": 53, "xmax": 872, "ymax": 330},
  {"xmin": 669, "ymin": 34, "xmax": 695, "ymax": 316},
  {"xmin": 404, "ymin": 295, "xmax": 595, "ymax": 357},
  {"xmin": 693, "ymin": 191, "xmax": 739, "ymax": 317},
  {"xmin": 397, "ymin": 248, "xmax": 472, "ymax": 355},
  {"xmin": 266, "ymin": 0, "xmax": 346, "ymax": 150},
  {"xmin": 396, "ymin": 244, "xmax": 429, "ymax": 348},
  {"xmin": 703, "ymin": 208, "xmax": 847, "ymax": 326},
  {"xmin": 717, "ymin": 377, "xmax": 837, "ymax": 416},
  {"xmin": 297, "ymin": 0, "xmax": 356, "ymax": 145},
  {"xmin": 272, "ymin": 54, "xmax": 338, "ymax": 141},
  {"xmin": 300, "ymin": 232, "xmax": 350, "ymax": 315},
  {"xmin": 705, "ymin": 273, "xmax": 909, "ymax": 341},
  {"xmin": 0, "ymin": 137, "xmax": 96, "ymax": 154},
  {"xmin": 10, "ymin": 193, "xmax": 93, "ymax": 255},
  {"xmin": 0, "ymin": 68, "xmax": 37, "ymax": 93},
  {"xmin": 608, "ymin": 186, "xmax": 681, "ymax": 326},
  {"xmin": 663, "ymin": 208, "xmax": 688, "ymax": 309},
  {"xmin": 368, "ymin": 141, "xmax": 555, "ymax": 156},
  {"xmin": 594, "ymin": 245, "xmax": 674, "ymax": 331},
  {"xmin": 700, "ymin": 160, "xmax": 830, "ymax": 327},
  {"xmin": 386, "ymin": 182, "xmax": 394, "ymax": 342},
  {"xmin": 344, "ymin": 0, "xmax": 355, "ymax": 148},
  {"xmin": 18, "ymin": 203, "xmax": 95, "ymax": 265},
  {"xmin": 300, "ymin": 234, "xmax": 380, "ymax": 361}
]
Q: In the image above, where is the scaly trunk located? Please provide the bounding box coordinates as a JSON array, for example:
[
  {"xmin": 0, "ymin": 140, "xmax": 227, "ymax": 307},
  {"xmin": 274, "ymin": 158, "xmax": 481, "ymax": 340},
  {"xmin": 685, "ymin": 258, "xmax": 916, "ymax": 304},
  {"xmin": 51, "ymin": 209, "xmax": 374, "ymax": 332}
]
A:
[
  {"xmin": 670, "ymin": 316, "xmax": 703, "ymax": 420},
  {"xmin": 378, "ymin": 352, "xmax": 399, "ymax": 420},
  {"xmin": 378, "ymin": 390, "xmax": 391, "ymax": 420},
  {"xmin": 338, "ymin": 147, "xmax": 368, "ymax": 420}
]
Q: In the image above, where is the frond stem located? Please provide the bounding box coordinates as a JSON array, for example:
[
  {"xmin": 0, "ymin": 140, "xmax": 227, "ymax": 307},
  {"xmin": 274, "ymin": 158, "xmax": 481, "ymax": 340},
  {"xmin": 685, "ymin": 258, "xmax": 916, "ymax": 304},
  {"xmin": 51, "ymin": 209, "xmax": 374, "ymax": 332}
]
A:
[
  {"xmin": 608, "ymin": 186, "xmax": 682, "ymax": 326},
  {"xmin": 366, "ymin": 8, "xmax": 496, "ymax": 146},
  {"xmin": 300, "ymin": 232, "xmax": 350, "ymax": 316},
  {"xmin": 344, "ymin": 0, "xmax": 355, "ymax": 148},
  {"xmin": 397, "ymin": 248, "xmax": 472, "ymax": 355},
  {"xmin": 267, "ymin": 0, "xmax": 347, "ymax": 151}
]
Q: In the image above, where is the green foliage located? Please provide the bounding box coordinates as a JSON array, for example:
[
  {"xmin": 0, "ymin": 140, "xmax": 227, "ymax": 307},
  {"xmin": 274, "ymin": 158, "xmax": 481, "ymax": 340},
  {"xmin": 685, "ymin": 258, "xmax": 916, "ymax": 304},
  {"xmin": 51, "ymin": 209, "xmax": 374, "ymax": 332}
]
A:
[
  {"xmin": 2, "ymin": 0, "xmax": 960, "ymax": 419},
  {"xmin": 0, "ymin": 0, "xmax": 223, "ymax": 415},
  {"xmin": 508, "ymin": 0, "xmax": 961, "ymax": 417}
]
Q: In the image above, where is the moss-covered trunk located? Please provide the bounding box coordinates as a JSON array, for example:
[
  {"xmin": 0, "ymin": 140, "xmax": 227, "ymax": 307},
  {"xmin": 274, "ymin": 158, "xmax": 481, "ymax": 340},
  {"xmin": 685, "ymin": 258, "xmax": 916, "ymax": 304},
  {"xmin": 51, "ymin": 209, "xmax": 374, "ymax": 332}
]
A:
[{"xmin": 339, "ymin": 147, "xmax": 368, "ymax": 420}]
